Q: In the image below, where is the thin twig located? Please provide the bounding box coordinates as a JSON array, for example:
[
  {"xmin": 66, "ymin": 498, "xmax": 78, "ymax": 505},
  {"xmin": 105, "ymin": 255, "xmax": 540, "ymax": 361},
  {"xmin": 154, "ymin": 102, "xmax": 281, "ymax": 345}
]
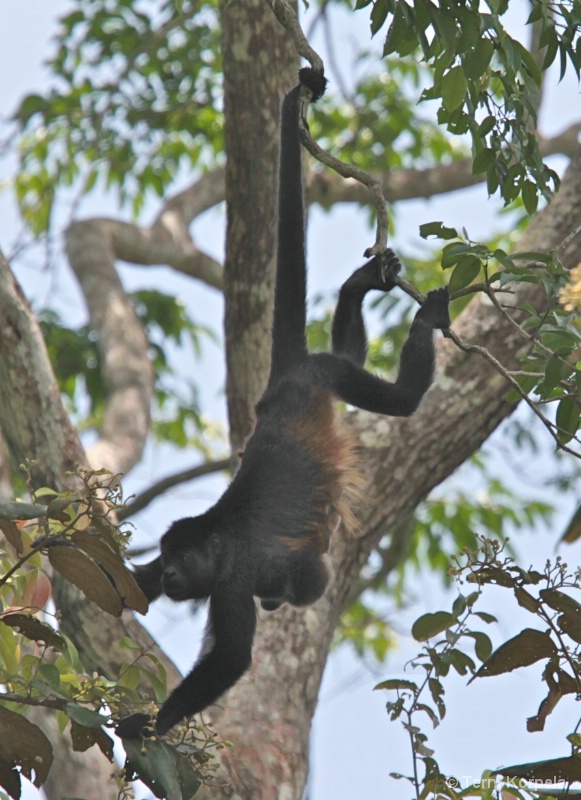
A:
[
  {"xmin": 299, "ymin": 89, "xmax": 388, "ymax": 256},
  {"xmin": 443, "ymin": 328, "xmax": 581, "ymax": 458}
]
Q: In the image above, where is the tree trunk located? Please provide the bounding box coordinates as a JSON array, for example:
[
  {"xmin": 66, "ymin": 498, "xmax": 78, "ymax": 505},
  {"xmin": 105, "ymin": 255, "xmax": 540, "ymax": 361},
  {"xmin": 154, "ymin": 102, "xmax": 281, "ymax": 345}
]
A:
[{"xmin": 221, "ymin": 0, "xmax": 298, "ymax": 452}]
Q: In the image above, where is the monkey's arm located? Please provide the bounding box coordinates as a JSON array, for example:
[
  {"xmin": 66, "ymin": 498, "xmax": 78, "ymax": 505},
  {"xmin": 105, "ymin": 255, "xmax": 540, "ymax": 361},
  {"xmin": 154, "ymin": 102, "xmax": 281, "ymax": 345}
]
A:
[
  {"xmin": 117, "ymin": 588, "xmax": 257, "ymax": 738},
  {"xmin": 315, "ymin": 288, "xmax": 450, "ymax": 417}
]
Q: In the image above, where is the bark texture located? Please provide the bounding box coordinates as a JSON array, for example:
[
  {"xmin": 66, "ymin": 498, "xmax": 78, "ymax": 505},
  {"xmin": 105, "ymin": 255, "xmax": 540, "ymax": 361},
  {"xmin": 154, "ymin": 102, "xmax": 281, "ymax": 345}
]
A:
[{"xmin": 221, "ymin": 0, "xmax": 298, "ymax": 452}]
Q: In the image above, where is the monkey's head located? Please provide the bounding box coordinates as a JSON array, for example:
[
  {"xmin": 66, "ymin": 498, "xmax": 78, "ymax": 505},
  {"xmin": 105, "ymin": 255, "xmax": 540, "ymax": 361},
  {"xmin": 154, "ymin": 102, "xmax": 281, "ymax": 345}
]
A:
[{"xmin": 160, "ymin": 517, "xmax": 222, "ymax": 601}]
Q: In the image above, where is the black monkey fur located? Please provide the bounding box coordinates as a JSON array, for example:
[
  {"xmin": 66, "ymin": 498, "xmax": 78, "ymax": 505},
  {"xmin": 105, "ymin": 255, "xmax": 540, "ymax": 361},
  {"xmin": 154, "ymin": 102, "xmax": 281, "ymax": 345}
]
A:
[{"xmin": 116, "ymin": 67, "xmax": 450, "ymax": 739}]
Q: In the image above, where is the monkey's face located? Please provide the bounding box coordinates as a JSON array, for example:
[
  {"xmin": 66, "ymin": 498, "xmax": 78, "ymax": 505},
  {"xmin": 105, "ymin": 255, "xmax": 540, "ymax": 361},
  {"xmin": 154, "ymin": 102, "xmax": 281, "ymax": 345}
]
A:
[{"xmin": 160, "ymin": 533, "xmax": 221, "ymax": 601}]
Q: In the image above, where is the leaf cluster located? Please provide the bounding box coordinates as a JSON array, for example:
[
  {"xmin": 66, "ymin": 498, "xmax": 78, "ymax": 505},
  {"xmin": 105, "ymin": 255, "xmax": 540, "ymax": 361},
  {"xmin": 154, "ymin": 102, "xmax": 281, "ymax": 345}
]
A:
[
  {"xmin": 357, "ymin": 0, "xmax": 581, "ymax": 207},
  {"xmin": 40, "ymin": 288, "xmax": 216, "ymax": 450},
  {"xmin": 421, "ymin": 223, "xmax": 581, "ymax": 450},
  {"xmin": 377, "ymin": 537, "xmax": 581, "ymax": 798},
  {"xmin": 12, "ymin": 0, "xmax": 223, "ymax": 228},
  {"xmin": 0, "ymin": 469, "xmax": 221, "ymax": 798},
  {"xmin": 307, "ymin": 59, "xmax": 462, "ymax": 177}
]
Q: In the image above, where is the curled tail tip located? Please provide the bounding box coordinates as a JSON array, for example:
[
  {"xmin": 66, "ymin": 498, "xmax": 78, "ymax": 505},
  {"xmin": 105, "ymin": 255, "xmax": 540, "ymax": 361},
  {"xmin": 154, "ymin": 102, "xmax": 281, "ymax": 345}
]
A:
[{"xmin": 298, "ymin": 66, "xmax": 327, "ymax": 102}]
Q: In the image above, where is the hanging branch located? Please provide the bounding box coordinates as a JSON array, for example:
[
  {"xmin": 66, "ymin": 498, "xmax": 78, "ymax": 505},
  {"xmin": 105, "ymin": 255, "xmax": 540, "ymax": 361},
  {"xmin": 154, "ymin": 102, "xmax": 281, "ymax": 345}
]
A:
[
  {"xmin": 298, "ymin": 89, "xmax": 389, "ymax": 257},
  {"xmin": 269, "ymin": 0, "xmax": 389, "ymax": 257}
]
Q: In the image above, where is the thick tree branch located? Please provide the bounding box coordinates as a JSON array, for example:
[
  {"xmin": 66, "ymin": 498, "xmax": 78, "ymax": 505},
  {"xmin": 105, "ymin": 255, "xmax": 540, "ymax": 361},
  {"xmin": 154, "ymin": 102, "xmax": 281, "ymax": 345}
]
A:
[
  {"xmin": 66, "ymin": 221, "xmax": 154, "ymax": 476},
  {"xmin": 308, "ymin": 121, "xmax": 581, "ymax": 207},
  {"xmin": 64, "ymin": 169, "xmax": 227, "ymax": 476},
  {"xmin": 0, "ymin": 251, "xmax": 86, "ymax": 488}
]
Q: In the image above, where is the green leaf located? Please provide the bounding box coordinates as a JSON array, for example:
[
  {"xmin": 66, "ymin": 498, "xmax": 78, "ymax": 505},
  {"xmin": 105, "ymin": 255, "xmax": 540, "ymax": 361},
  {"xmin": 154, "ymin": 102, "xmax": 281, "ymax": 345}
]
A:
[
  {"xmin": 514, "ymin": 587, "xmax": 540, "ymax": 613},
  {"xmin": 556, "ymin": 397, "xmax": 581, "ymax": 445},
  {"xmin": 441, "ymin": 66, "xmax": 467, "ymax": 112},
  {"xmin": 540, "ymin": 589, "xmax": 581, "ymax": 616},
  {"xmin": 452, "ymin": 594, "xmax": 467, "ymax": 617},
  {"xmin": 448, "ymin": 255, "xmax": 482, "ymax": 293},
  {"xmin": 412, "ymin": 611, "xmax": 456, "ymax": 642},
  {"xmin": 558, "ymin": 613, "xmax": 581, "ymax": 645},
  {"xmin": 370, "ymin": 0, "xmax": 389, "ymax": 35},
  {"xmin": 441, "ymin": 242, "xmax": 471, "ymax": 268},
  {"xmin": 419, "ymin": 222, "xmax": 458, "ymax": 240},
  {"xmin": 467, "ymin": 631, "xmax": 493, "ymax": 662},
  {"xmin": 522, "ymin": 180, "xmax": 539, "ymax": 214},
  {"xmin": 463, "ymin": 38, "xmax": 494, "ymax": 80},
  {"xmin": 122, "ymin": 737, "xmax": 202, "ymax": 800},
  {"xmin": 374, "ymin": 679, "xmax": 418, "ymax": 692},
  {"xmin": 473, "ymin": 611, "xmax": 498, "ymax": 624},
  {"xmin": 445, "ymin": 648, "xmax": 476, "ymax": 676},
  {"xmin": 473, "ymin": 148, "xmax": 496, "ymax": 174},
  {"xmin": 66, "ymin": 703, "xmax": 109, "ymax": 729}
]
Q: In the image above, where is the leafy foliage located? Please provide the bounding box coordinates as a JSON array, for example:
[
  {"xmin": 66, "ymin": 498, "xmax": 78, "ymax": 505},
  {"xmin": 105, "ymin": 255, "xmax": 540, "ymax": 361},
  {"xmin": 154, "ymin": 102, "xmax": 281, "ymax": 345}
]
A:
[
  {"xmin": 420, "ymin": 223, "xmax": 581, "ymax": 451},
  {"xmin": 41, "ymin": 288, "xmax": 216, "ymax": 449},
  {"xmin": 307, "ymin": 59, "xmax": 463, "ymax": 175},
  {"xmin": 357, "ymin": 0, "xmax": 581, "ymax": 206},
  {"xmin": 13, "ymin": 0, "xmax": 223, "ymax": 227},
  {"xmin": 0, "ymin": 469, "xmax": 224, "ymax": 798},
  {"xmin": 376, "ymin": 539, "xmax": 581, "ymax": 797}
]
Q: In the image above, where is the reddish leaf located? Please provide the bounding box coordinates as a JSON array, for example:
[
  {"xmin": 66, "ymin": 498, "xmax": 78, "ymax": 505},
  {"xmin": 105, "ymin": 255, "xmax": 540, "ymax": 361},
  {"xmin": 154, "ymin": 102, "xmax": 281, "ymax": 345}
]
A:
[
  {"xmin": 0, "ymin": 519, "xmax": 23, "ymax": 554},
  {"xmin": 47, "ymin": 546, "xmax": 123, "ymax": 617},
  {"xmin": 71, "ymin": 530, "xmax": 148, "ymax": 614}
]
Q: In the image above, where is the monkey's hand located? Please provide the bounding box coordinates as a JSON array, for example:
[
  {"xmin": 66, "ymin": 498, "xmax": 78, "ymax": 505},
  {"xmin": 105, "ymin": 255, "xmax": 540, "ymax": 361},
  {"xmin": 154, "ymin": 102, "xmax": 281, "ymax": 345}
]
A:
[
  {"xmin": 370, "ymin": 249, "xmax": 401, "ymax": 291},
  {"xmin": 414, "ymin": 287, "xmax": 450, "ymax": 330},
  {"xmin": 116, "ymin": 712, "xmax": 155, "ymax": 739}
]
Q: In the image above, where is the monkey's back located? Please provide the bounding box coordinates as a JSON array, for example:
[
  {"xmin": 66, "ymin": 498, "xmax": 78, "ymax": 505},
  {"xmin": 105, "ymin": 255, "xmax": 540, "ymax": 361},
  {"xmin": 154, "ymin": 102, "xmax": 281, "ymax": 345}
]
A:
[{"xmin": 222, "ymin": 372, "xmax": 363, "ymax": 552}]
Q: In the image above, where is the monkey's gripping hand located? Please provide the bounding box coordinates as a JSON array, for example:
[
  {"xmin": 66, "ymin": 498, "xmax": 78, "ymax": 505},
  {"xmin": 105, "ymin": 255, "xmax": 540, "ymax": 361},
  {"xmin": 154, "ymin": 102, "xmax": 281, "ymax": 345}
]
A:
[
  {"xmin": 374, "ymin": 249, "xmax": 402, "ymax": 290},
  {"xmin": 414, "ymin": 287, "xmax": 451, "ymax": 330}
]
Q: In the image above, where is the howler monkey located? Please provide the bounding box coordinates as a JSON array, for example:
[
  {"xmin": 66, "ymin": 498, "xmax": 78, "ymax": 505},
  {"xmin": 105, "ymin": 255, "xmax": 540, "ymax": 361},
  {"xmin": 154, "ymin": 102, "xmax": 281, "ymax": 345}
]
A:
[{"xmin": 116, "ymin": 68, "xmax": 450, "ymax": 739}]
